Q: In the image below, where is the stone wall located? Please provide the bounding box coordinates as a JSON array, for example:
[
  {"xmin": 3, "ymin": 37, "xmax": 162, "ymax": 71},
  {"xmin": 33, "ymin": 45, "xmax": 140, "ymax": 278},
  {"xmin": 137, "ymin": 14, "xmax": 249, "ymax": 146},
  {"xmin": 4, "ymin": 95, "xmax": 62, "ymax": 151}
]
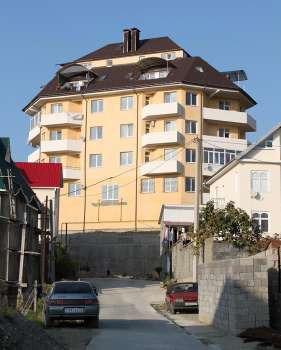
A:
[
  {"xmin": 198, "ymin": 253, "xmax": 270, "ymax": 334},
  {"xmin": 171, "ymin": 241, "xmax": 194, "ymax": 281},
  {"xmin": 66, "ymin": 231, "xmax": 160, "ymax": 277}
]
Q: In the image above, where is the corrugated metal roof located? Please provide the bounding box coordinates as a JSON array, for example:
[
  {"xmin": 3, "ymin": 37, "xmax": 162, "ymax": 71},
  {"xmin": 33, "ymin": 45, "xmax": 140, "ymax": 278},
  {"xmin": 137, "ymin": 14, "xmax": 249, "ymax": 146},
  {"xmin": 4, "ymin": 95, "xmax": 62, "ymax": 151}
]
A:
[{"xmin": 16, "ymin": 162, "xmax": 63, "ymax": 188}]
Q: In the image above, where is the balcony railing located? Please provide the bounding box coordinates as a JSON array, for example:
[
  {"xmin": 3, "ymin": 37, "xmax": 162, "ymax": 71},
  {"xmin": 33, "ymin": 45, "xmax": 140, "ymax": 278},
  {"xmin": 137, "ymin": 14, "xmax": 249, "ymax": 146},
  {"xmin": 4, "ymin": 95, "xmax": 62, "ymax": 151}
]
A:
[
  {"xmin": 203, "ymin": 107, "xmax": 256, "ymax": 131},
  {"xmin": 27, "ymin": 148, "xmax": 40, "ymax": 162},
  {"xmin": 41, "ymin": 140, "xmax": 82, "ymax": 154},
  {"xmin": 142, "ymin": 131, "xmax": 184, "ymax": 148},
  {"xmin": 63, "ymin": 166, "xmax": 81, "ymax": 180},
  {"xmin": 41, "ymin": 112, "xmax": 83, "ymax": 127},
  {"xmin": 142, "ymin": 102, "xmax": 184, "ymax": 120},
  {"xmin": 203, "ymin": 135, "xmax": 248, "ymax": 152},
  {"xmin": 140, "ymin": 159, "xmax": 183, "ymax": 176}
]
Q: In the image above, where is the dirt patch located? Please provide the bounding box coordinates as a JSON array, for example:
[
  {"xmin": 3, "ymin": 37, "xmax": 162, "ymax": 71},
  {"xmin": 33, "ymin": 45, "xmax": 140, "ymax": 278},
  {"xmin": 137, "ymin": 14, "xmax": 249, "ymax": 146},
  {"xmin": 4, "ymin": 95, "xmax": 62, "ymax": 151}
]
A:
[{"xmin": 0, "ymin": 312, "xmax": 66, "ymax": 350}]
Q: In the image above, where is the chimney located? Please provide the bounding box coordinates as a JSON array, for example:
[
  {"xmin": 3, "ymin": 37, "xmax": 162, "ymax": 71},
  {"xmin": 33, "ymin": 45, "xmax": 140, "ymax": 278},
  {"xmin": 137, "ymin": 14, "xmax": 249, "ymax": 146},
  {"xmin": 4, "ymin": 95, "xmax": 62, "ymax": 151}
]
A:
[
  {"xmin": 130, "ymin": 28, "xmax": 140, "ymax": 52},
  {"xmin": 123, "ymin": 29, "xmax": 131, "ymax": 54}
]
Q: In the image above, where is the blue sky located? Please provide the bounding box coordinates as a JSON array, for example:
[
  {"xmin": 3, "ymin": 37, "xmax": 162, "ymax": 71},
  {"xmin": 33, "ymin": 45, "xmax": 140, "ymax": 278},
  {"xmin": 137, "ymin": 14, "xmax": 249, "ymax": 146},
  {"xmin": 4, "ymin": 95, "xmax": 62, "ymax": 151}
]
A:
[{"xmin": 0, "ymin": 0, "xmax": 280, "ymax": 160}]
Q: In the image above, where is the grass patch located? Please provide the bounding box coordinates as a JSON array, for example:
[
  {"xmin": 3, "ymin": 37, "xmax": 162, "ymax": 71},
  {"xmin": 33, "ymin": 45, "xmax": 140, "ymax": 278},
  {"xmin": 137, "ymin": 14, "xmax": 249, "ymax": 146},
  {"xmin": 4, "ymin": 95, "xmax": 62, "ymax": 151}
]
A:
[
  {"xmin": 25, "ymin": 298, "xmax": 44, "ymax": 326},
  {"xmin": 2, "ymin": 307, "xmax": 15, "ymax": 321}
]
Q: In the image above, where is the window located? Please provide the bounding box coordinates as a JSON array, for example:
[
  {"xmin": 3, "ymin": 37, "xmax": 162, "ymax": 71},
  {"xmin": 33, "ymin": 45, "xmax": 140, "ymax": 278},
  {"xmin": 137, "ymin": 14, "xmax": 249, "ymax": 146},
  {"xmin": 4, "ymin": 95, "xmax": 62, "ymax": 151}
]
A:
[
  {"xmin": 145, "ymin": 121, "xmax": 151, "ymax": 134},
  {"xmin": 50, "ymin": 130, "xmax": 62, "ymax": 140},
  {"xmin": 252, "ymin": 212, "xmax": 269, "ymax": 233},
  {"xmin": 251, "ymin": 171, "xmax": 268, "ymax": 194},
  {"xmin": 50, "ymin": 103, "xmax": 63, "ymax": 113},
  {"xmin": 219, "ymin": 101, "xmax": 230, "ymax": 110},
  {"xmin": 144, "ymin": 151, "xmax": 150, "ymax": 163},
  {"xmin": 186, "ymin": 92, "xmax": 197, "ymax": 106},
  {"xmin": 186, "ymin": 149, "xmax": 196, "ymax": 163},
  {"xmin": 120, "ymin": 151, "xmax": 133, "ymax": 165},
  {"xmin": 120, "ymin": 96, "xmax": 133, "ymax": 110},
  {"xmin": 264, "ymin": 134, "xmax": 273, "ymax": 148},
  {"xmin": 91, "ymin": 99, "xmax": 103, "ymax": 113},
  {"xmin": 185, "ymin": 120, "xmax": 197, "ymax": 134},
  {"xmin": 140, "ymin": 70, "xmax": 169, "ymax": 80},
  {"xmin": 161, "ymin": 52, "xmax": 176, "ymax": 61},
  {"xmin": 120, "ymin": 123, "xmax": 133, "ymax": 138},
  {"xmin": 203, "ymin": 148, "xmax": 236, "ymax": 165},
  {"xmin": 49, "ymin": 156, "xmax": 61, "ymax": 163},
  {"xmin": 164, "ymin": 148, "xmax": 177, "ymax": 161},
  {"xmin": 164, "ymin": 177, "xmax": 178, "ymax": 192},
  {"xmin": 90, "ymin": 154, "xmax": 102, "ymax": 168},
  {"xmin": 90, "ymin": 126, "xmax": 103, "ymax": 140},
  {"xmin": 164, "ymin": 92, "xmax": 177, "ymax": 103},
  {"xmin": 145, "ymin": 96, "xmax": 151, "ymax": 105},
  {"xmin": 185, "ymin": 177, "xmax": 196, "ymax": 192},
  {"xmin": 101, "ymin": 184, "xmax": 118, "ymax": 201},
  {"xmin": 164, "ymin": 120, "xmax": 176, "ymax": 132},
  {"xmin": 68, "ymin": 183, "xmax": 81, "ymax": 197},
  {"xmin": 219, "ymin": 128, "xmax": 230, "ymax": 138},
  {"xmin": 141, "ymin": 178, "xmax": 155, "ymax": 193},
  {"xmin": 106, "ymin": 59, "xmax": 113, "ymax": 67}
]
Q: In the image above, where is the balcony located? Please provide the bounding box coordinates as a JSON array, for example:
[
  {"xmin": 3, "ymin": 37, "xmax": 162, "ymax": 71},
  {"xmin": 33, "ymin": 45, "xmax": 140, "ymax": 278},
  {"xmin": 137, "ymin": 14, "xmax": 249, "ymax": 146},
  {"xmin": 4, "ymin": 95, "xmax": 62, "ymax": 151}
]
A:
[
  {"xmin": 203, "ymin": 135, "xmax": 248, "ymax": 152},
  {"xmin": 63, "ymin": 166, "xmax": 81, "ymax": 180},
  {"xmin": 142, "ymin": 102, "xmax": 183, "ymax": 120},
  {"xmin": 28, "ymin": 148, "xmax": 40, "ymax": 162},
  {"xmin": 28, "ymin": 125, "xmax": 40, "ymax": 144},
  {"xmin": 142, "ymin": 131, "xmax": 184, "ymax": 148},
  {"xmin": 41, "ymin": 140, "xmax": 82, "ymax": 154},
  {"xmin": 140, "ymin": 159, "xmax": 183, "ymax": 176},
  {"xmin": 203, "ymin": 107, "xmax": 256, "ymax": 131},
  {"xmin": 41, "ymin": 112, "xmax": 83, "ymax": 127}
]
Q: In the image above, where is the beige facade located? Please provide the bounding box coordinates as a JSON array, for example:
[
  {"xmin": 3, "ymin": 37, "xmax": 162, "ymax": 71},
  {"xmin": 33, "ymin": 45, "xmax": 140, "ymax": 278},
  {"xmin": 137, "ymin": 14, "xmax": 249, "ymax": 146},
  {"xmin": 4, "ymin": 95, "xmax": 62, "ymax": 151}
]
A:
[
  {"xmin": 208, "ymin": 124, "xmax": 281, "ymax": 237},
  {"xmin": 25, "ymin": 30, "xmax": 257, "ymax": 232}
]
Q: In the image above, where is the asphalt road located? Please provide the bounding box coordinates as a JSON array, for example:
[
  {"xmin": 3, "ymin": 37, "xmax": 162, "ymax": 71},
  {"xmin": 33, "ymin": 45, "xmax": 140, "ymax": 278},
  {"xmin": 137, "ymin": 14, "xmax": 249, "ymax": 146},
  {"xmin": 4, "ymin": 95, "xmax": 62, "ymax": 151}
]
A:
[{"xmin": 85, "ymin": 278, "xmax": 208, "ymax": 350}]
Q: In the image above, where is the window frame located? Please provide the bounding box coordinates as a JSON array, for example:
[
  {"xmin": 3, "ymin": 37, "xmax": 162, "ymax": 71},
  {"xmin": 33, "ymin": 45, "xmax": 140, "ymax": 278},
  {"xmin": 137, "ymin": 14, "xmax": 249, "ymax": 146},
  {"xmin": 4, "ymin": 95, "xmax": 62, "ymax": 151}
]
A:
[
  {"xmin": 120, "ymin": 96, "xmax": 133, "ymax": 111},
  {"xmin": 163, "ymin": 177, "xmax": 178, "ymax": 193},
  {"xmin": 50, "ymin": 103, "xmax": 63, "ymax": 114},
  {"xmin": 250, "ymin": 171, "xmax": 269, "ymax": 194},
  {"xmin": 218, "ymin": 128, "xmax": 230, "ymax": 138},
  {"xmin": 101, "ymin": 184, "xmax": 118, "ymax": 201},
  {"xmin": 49, "ymin": 156, "xmax": 61, "ymax": 163},
  {"xmin": 91, "ymin": 99, "xmax": 104, "ymax": 113},
  {"xmin": 141, "ymin": 178, "xmax": 155, "ymax": 193},
  {"xmin": 90, "ymin": 126, "xmax": 103, "ymax": 140},
  {"xmin": 120, "ymin": 151, "xmax": 133, "ymax": 166},
  {"xmin": 186, "ymin": 149, "xmax": 196, "ymax": 163},
  {"xmin": 185, "ymin": 120, "xmax": 197, "ymax": 134},
  {"xmin": 50, "ymin": 130, "xmax": 62, "ymax": 141},
  {"xmin": 164, "ymin": 148, "xmax": 177, "ymax": 161},
  {"xmin": 68, "ymin": 183, "xmax": 81, "ymax": 197},
  {"xmin": 89, "ymin": 154, "xmax": 102, "ymax": 168},
  {"xmin": 185, "ymin": 177, "xmax": 196, "ymax": 192},
  {"xmin": 164, "ymin": 92, "xmax": 177, "ymax": 104},
  {"xmin": 120, "ymin": 123, "xmax": 133, "ymax": 138},
  {"xmin": 252, "ymin": 211, "xmax": 269, "ymax": 233},
  {"xmin": 186, "ymin": 92, "xmax": 197, "ymax": 106},
  {"xmin": 219, "ymin": 100, "xmax": 230, "ymax": 111}
]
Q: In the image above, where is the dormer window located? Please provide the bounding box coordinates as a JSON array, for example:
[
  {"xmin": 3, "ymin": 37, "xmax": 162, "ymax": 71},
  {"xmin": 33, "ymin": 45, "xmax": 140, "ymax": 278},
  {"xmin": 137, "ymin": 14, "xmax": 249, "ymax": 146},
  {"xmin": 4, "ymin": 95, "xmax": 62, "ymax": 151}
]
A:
[
  {"xmin": 139, "ymin": 69, "xmax": 169, "ymax": 80},
  {"xmin": 58, "ymin": 64, "xmax": 96, "ymax": 91},
  {"xmin": 161, "ymin": 52, "xmax": 176, "ymax": 61}
]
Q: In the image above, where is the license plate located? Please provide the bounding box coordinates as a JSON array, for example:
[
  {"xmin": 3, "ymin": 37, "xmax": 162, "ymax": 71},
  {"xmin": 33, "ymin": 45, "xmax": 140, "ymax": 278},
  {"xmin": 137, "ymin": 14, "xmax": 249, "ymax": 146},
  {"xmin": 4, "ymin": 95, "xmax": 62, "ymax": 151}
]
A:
[
  {"xmin": 185, "ymin": 302, "xmax": 197, "ymax": 306},
  {"xmin": 64, "ymin": 307, "xmax": 84, "ymax": 314}
]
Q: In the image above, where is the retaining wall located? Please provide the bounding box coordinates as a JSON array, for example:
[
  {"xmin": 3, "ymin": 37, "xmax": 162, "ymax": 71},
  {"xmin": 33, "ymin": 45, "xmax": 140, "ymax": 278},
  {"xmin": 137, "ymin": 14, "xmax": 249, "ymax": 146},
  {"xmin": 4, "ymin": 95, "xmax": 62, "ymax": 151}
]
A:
[
  {"xmin": 198, "ymin": 253, "xmax": 270, "ymax": 334},
  {"xmin": 66, "ymin": 231, "xmax": 160, "ymax": 277}
]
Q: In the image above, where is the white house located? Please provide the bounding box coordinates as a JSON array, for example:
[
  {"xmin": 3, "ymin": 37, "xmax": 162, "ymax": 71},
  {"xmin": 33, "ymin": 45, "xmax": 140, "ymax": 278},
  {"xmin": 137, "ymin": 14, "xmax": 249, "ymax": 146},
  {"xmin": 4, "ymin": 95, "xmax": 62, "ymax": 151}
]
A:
[{"xmin": 207, "ymin": 123, "xmax": 281, "ymax": 237}]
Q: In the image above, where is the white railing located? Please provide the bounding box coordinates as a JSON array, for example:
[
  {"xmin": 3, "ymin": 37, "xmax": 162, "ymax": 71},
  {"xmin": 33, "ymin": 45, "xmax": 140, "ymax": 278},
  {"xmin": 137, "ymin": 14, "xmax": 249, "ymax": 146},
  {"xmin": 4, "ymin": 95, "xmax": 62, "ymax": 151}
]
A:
[
  {"xmin": 142, "ymin": 131, "xmax": 183, "ymax": 147},
  {"xmin": 142, "ymin": 102, "xmax": 184, "ymax": 120},
  {"xmin": 63, "ymin": 166, "xmax": 81, "ymax": 180},
  {"xmin": 41, "ymin": 140, "xmax": 82, "ymax": 153},
  {"xmin": 140, "ymin": 159, "xmax": 183, "ymax": 176}
]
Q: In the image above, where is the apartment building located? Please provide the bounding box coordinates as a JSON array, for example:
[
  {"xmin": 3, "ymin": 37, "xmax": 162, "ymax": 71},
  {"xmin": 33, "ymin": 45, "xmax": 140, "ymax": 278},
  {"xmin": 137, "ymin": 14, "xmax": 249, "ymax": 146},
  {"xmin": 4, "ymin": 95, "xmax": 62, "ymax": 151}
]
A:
[
  {"xmin": 208, "ymin": 123, "xmax": 281, "ymax": 237},
  {"xmin": 23, "ymin": 28, "xmax": 257, "ymax": 232}
]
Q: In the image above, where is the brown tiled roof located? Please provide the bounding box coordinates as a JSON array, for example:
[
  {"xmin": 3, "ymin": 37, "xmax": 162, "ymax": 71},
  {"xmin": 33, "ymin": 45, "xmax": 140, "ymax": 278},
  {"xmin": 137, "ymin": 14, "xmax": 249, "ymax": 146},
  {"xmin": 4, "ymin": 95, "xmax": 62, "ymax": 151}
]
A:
[
  {"xmin": 23, "ymin": 56, "xmax": 256, "ymax": 112},
  {"xmin": 72, "ymin": 36, "xmax": 187, "ymax": 63}
]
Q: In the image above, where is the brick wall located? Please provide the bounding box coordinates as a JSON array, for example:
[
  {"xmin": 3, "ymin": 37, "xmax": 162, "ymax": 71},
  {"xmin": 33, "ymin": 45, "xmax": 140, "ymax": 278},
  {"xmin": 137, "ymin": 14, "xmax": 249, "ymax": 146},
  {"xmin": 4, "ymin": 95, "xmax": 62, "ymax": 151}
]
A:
[{"xmin": 198, "ymin": 253, "xmax": 270, "ymax": 334}]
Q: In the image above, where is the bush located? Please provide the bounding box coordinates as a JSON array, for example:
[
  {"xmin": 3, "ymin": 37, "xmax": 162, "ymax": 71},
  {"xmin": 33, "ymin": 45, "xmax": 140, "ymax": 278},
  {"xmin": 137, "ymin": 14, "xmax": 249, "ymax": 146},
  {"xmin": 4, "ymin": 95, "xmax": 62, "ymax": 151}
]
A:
[{"xmin": 55, "ymin": 245, "xmax": 79, "ymax": 280}]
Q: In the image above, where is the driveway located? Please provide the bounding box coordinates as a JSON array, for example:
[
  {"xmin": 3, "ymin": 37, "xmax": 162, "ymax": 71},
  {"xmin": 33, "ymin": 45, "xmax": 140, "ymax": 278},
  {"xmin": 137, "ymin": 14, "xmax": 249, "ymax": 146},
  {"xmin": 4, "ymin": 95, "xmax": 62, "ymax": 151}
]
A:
[{"xmin": 85, "ymin": 277, "xmax": 208, "ymax": 350}]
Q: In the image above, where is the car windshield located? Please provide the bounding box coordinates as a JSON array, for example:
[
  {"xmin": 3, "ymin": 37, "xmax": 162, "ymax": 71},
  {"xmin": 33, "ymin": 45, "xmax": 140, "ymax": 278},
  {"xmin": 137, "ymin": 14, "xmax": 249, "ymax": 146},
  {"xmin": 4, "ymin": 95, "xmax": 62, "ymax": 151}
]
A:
[
  {"xmin": 53, "ymin": 282, "xmax": 92, "ymax": 294},
  {"xmin": 170, "ymin": 283, "xmax": 198, "ymax": 293}
]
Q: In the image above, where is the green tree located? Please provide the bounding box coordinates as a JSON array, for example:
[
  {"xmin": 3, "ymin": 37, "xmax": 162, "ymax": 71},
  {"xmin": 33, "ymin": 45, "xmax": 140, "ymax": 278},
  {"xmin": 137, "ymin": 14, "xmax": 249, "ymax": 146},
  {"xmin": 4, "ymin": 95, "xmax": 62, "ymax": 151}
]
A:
[{"xmin": 192, "ymin": 201, "xmax": 261, "ymax": 253}]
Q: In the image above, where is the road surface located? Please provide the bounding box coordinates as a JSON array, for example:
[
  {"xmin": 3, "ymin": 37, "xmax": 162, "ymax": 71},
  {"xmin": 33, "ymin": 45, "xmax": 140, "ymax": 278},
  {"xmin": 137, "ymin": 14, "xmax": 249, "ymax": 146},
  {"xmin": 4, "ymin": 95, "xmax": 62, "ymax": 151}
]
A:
[{"xmin": 85, "ymin": 278, "xmax": 208, "ymax": 350}]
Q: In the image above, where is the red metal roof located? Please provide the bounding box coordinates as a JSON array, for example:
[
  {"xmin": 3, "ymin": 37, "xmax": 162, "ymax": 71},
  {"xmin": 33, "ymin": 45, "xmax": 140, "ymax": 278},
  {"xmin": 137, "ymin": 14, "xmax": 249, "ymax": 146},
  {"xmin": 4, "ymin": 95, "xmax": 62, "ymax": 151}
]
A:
[{"xmin": 16, "ymin": 162, "xmax": 63, "ymax": 188}]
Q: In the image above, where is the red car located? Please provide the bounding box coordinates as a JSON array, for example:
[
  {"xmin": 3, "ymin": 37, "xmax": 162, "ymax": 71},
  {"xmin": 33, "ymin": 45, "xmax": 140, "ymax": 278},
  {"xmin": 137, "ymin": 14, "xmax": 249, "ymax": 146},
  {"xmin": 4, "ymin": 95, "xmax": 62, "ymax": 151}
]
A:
[{"xmin": 165, "ymin": 282, "xmax": 198, "ymax": 314}]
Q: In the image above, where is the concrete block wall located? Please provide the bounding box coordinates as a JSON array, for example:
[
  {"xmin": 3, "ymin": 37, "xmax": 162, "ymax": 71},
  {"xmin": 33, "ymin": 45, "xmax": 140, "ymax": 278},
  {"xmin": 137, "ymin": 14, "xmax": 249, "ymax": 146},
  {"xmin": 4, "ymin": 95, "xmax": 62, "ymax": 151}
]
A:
[
  {"xmin": 198, "ymin": 254, "xmax": 270, "ymax": 334},
  {"xmin": 172, "ymin": 241, "xmax": 193, "ymax": 281},
  {"xmin": 67, "ymin": 231, "xmax": 160, "ymax": 277}
]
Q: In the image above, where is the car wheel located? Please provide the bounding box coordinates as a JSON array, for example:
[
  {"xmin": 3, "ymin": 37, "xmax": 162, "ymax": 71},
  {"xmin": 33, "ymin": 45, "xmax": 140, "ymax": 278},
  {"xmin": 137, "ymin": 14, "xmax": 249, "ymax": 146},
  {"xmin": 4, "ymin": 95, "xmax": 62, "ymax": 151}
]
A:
[{"xmin": 42, "ymin": 310, "xmax": 52, "ymax": 328}]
